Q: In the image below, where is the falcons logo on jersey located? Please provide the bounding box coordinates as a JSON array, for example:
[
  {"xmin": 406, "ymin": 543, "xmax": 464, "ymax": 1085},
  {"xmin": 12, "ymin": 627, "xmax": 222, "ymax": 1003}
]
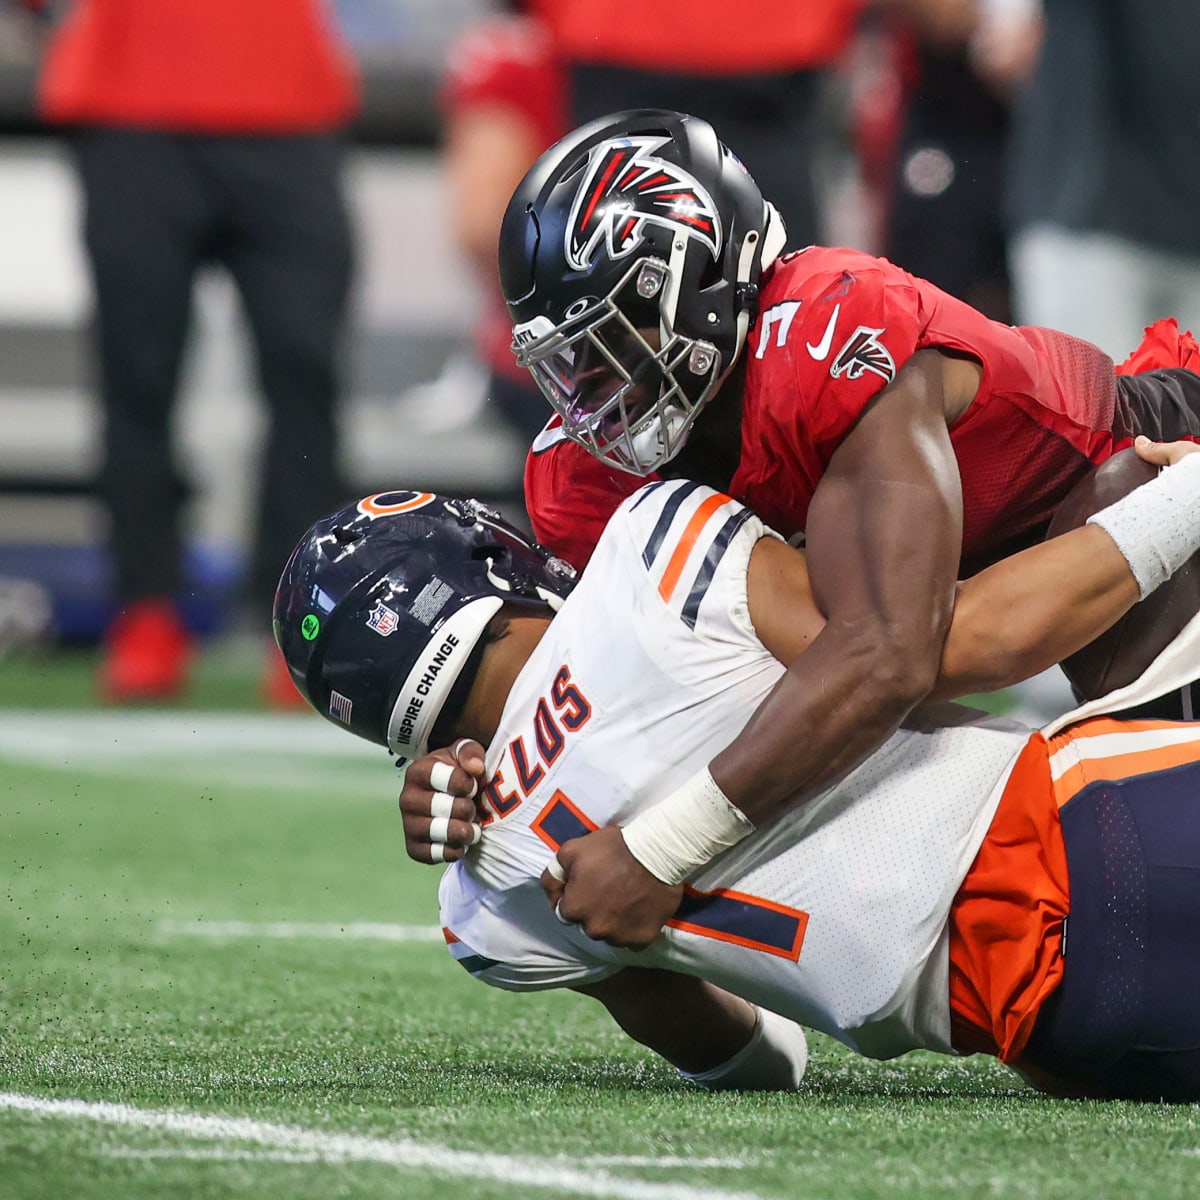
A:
[
  {"xmin": 565, "ymin": 136, "xmax": 721, "ymax": 271},
  {"xmin": 829, "ymin": 326, "xmax": 897, "ymax": 383}
]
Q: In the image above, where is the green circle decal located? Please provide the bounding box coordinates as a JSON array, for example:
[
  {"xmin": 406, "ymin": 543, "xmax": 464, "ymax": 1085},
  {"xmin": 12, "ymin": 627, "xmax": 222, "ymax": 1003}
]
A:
[{"xmin": 301, "ymin": 613, "xmax": 321, "ymax": 641}]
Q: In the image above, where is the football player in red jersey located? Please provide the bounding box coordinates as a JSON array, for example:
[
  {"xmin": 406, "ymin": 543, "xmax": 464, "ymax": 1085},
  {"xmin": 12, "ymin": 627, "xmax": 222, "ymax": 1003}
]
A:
[{"xmin": 420, "ymin": 109, "xmax": 1200, "ymax": 948}]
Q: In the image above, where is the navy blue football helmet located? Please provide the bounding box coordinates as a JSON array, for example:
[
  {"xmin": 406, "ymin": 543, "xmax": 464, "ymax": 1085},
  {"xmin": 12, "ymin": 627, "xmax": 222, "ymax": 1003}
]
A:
[
  {"xmin": 500, "ymin": 109, "xmax": 787, "ymax": 476},
  {"xmin": 273, "ymin": 491, "xmax": 577, "ymax": 760}
]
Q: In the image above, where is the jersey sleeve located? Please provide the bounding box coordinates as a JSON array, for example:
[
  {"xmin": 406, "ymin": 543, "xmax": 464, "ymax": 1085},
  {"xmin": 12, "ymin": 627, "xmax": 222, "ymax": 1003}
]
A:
[
  {"xmin": 437, "ymin": 15, "xmax": 566, "ymax": 149},
  {"xmin": 761, "ymin": 253, "xmax": 925, "ymax": 471},
  {"xmin": 606, "ymin": 479, "xmax": 780, "ymax": 648},
  {"xmin": 1116, "ymin": 317, "xmax": 1200, "ymax": 374},
  {"xmin": 524, "ymin": 420, "xmax": 653, "ymax": 569}
]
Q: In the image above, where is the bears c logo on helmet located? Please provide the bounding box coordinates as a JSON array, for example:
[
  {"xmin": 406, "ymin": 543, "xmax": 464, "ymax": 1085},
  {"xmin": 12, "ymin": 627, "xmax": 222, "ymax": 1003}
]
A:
[{"xmin": 565, "ymin": 136, "xmax": 722, "ymax": 272}]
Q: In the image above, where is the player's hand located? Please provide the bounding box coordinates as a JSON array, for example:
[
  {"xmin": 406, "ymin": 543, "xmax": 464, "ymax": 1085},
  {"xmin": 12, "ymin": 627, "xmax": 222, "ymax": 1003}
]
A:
[
  {"xmin": 1133, "ymin": 435, "xmax": 1200, "ymax": 468},
  {"xmin": 540, "ymin": 827, "xmax": 683, "ymax": 950},
  {"xmin": 397, "ymin": 739, "xmax": 487, "ymax": 864}
]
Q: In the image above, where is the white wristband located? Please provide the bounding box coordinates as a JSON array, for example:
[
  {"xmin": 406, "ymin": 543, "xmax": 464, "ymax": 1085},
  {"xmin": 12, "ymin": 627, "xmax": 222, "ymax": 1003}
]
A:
[
  {"xmin": 1087, "ymin": 452, "xmax": 1200, "ymax": 599},
  {"xmin": 680, "ymin": 1008, "xmax": 808, "ymax": 1091},
  {"xmin": 620, "ymin": 767, "xmax": 754, "ymax": 886}
]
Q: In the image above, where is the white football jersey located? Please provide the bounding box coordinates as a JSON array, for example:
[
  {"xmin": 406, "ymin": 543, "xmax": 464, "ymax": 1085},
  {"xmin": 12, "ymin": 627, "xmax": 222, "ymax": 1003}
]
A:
[{"xmin": 438, "ymin": 481, "xmax": 1031, "ymax": 1058}]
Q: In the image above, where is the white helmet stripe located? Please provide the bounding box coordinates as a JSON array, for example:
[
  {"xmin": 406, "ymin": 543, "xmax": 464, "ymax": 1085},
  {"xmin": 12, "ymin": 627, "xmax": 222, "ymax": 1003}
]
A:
[{"xmin": 386, "ymin": 597, "xmax": 504, "ymax": 759}]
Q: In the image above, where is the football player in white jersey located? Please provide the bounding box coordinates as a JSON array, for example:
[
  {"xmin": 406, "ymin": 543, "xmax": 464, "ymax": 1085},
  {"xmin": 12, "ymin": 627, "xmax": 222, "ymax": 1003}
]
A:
[{"xmin": 275, "ymin": 438, "xmax": 1200, "ymax": 1100}]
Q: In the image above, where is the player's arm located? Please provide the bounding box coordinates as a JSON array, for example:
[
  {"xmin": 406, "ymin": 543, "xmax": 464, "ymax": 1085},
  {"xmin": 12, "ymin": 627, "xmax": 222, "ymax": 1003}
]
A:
[
  {"xmin": 548, "ymin": 350, "xmax": 962, "ymax": 948},
  {"xmin": 935, "ymin": 435, "xmax": 1200, "ymax": 698},
  {"xmin": 573, "ymin": 968, "xmax": 808, "ymax": 1091},
  {"xmin": 714, "ymin": 348, "xmax": 962, "ymax": 820},
  {"xmin": 737, "ymin": 445, "xmax": 1200, "ymax": 698},
  {"xmin": 745, "ymin": 522, "xmax": 1137, "ymax": 701}
]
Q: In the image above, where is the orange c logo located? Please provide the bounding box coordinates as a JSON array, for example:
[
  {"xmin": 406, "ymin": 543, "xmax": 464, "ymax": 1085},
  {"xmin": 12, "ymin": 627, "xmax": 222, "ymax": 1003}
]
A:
[{"xmin": 356, "ymin": 492, "xmax": 437, "ymax": 519}]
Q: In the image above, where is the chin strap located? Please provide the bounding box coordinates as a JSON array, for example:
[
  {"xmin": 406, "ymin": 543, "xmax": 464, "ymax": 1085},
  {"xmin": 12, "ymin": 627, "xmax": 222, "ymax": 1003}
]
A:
[{"xmin": 758, "ymin": 200, "xmax": 788, "ymax": 272}]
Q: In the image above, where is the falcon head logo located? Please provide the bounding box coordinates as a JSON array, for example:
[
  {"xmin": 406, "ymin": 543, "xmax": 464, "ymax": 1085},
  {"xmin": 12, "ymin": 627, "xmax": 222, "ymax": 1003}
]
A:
[
  {"xmin": 565, "ymin": 136, "xmax": 721, "ymax": 272},
  {"xmin": 829, "ymin": 326, "xmax": 896, "ymax": 383}
]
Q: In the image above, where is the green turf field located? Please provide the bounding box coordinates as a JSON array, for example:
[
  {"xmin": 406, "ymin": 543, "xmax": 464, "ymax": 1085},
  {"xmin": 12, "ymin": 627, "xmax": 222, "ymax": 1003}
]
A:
[{"xmin": 2, "ymin": 649, "xmax": 1198, "ymax": 1200}]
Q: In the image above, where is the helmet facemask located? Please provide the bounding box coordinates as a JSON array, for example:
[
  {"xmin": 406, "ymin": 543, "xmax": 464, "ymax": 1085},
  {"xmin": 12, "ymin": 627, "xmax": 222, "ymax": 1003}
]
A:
[
  {"xmin": 513, "ymin": 256, "xmax": 723, "ymax": 476},
  {"xmin": 501, "ymin": 111, "xmax": 789, "ymax": 477}
]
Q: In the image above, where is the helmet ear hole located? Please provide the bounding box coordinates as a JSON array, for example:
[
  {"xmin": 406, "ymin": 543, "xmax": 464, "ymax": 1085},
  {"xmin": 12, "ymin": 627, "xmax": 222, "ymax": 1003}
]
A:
[
  {"xmin": 471, "ymin": 544, "xmax": 508, "ymax": 563},
  {"xmin": 697, "ymin": 256, "xmax": 724, "ymax": 293}
]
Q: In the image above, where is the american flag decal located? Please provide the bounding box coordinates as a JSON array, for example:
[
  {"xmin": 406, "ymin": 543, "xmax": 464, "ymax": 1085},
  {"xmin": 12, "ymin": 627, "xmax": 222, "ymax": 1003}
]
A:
[{"xmin": 329, "ymin": 690, "xmax": 353, "ymax": 724}]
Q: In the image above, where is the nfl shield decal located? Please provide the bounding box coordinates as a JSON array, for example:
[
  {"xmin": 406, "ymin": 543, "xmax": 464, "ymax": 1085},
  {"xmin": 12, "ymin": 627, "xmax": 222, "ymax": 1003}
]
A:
[{"xmin": 366, "ymin": 601, "xmax": 400, "ymax": 637}]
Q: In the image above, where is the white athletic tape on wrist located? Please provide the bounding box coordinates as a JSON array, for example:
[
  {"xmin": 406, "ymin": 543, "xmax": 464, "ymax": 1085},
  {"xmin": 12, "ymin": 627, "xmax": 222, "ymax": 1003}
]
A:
[
  {"xmin": 429, "ymin": 762, "xmax": 455, "ymax": 794},
  {"xmin": 680, "ymin": 1008, "xmax": 808, "ymax": 1091},
  {"xmin": 429, "ymin": 791, "xmax": 455, "ymax": 820},
  {"xmin": 428, "ymin": 817, "xmax": 450, "ymax": 844},
  {"xmin": 1088, "ymin": 452, "xmax": 1200, "ymax": 598},
  {"xmin": 620, "ymin": 767, "xmax": 754, "ymax": 886}
]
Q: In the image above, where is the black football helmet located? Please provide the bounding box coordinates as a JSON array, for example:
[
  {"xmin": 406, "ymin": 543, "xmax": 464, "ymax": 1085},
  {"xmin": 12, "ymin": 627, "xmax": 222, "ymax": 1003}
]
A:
[
  {"xmin": 273, "ymin": 491, "xmax": 577, "ymax": 761},
  {"xmin": 499, "ymin": 108, "xmax": 787, "ymax": 476}
]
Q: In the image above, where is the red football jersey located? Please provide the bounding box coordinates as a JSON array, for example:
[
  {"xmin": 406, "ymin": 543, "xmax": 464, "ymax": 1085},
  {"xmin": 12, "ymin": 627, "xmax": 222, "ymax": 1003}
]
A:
[
  {"xmin": 526, "ymin": 246, "xmax": 1158, "ymax": 574},
  {"xmin": 733, "ymin": 247, "xmax": 1121, "ymax": 575},
  {"xmin": 525, "ymin": 419, "xmax": 648, "ymax": 568}
]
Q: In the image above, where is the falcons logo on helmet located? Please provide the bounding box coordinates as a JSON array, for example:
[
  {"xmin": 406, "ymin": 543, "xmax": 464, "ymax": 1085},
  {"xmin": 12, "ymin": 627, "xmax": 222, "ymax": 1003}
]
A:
[
  {"xmin": 829, "ymin": 326, "xmax": 896, "ymax": 383},
  {"xmin": 565, "ymin": 136, "xmax": 721, "ymax": 272}
]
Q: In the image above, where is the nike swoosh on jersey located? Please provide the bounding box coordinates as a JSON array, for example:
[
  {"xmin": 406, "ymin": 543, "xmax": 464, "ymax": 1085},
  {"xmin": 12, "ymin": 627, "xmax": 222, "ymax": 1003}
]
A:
[{"xmin": 805, "ymin": 303, "xmax": 841, "ymax": 360}]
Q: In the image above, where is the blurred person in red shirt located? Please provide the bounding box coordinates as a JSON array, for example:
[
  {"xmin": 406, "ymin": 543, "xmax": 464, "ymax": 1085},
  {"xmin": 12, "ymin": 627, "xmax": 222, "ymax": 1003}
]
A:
[
  {"xmin": 438, "ymin": 8, "xmax": 568, "ymax": 450},
  {"xmin": 33, "ymin": 0, "xmax": 359, "ymax": 704},
  {"xmin": 526, "ymin": 0, "xmax": 865, "ymax": 252}
]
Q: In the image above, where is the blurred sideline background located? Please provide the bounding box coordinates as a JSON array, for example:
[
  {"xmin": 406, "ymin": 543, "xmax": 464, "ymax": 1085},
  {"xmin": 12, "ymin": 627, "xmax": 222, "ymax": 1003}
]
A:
[
  {"xmin": 0, "ymin": 0, "xmax": 528, "ymax": 648},
  {"xmin": 0, "ymin": 0, "xmax": 1100, "ymax": 721}
]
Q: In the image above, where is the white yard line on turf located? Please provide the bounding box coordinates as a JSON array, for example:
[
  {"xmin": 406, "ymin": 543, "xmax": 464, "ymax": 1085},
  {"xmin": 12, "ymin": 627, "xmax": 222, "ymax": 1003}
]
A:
[
  {"xmin": 159, "ymin": 919, "xmax": 443, "ymax": 942},
  {"xmin": 0, "ymin": 710, "xmax": 388, "ymax": 795},
  {"xmin": 109, "ymin": 1149, "xmax": 756, "ymax": 1170},
  {"xmin": 0, "ymin": 711, "xmax": 381, "ymax": 759},
  {"xmin": 0, "ymin": 1094, "xmax": 763, "ymax": 1200}
]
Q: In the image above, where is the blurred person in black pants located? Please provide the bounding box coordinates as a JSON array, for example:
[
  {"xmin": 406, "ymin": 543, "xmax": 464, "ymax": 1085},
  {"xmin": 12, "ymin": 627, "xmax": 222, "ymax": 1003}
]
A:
[
  {"xmin": 867, "ymin": 0, "xmax": 1042, "ymax": 321},
  {"xmin": 31, "ymin": 0, "xmax": 358, "ymax": 704},
  {"xmin": 1005, "ymin": 0, "xmax": 1200, "ymax": 359}
]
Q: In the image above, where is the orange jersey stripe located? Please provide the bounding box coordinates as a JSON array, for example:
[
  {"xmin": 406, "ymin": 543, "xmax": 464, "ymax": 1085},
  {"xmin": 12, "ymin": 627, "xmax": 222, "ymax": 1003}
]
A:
[
  {"xmin": 947, "ymin": 733, "xmax": 1068, "ymax": 1062},
  {"xmin": 1048, "ymin": 716, "xmax": 1200, "ymax": 809},
  {"xmin": 656, "ymin": 491, "xmax": 730, "ymax": 603},
  {"xmin": 950, "ymin": 715, "xmax": 1200, "ymax": 1063}
]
